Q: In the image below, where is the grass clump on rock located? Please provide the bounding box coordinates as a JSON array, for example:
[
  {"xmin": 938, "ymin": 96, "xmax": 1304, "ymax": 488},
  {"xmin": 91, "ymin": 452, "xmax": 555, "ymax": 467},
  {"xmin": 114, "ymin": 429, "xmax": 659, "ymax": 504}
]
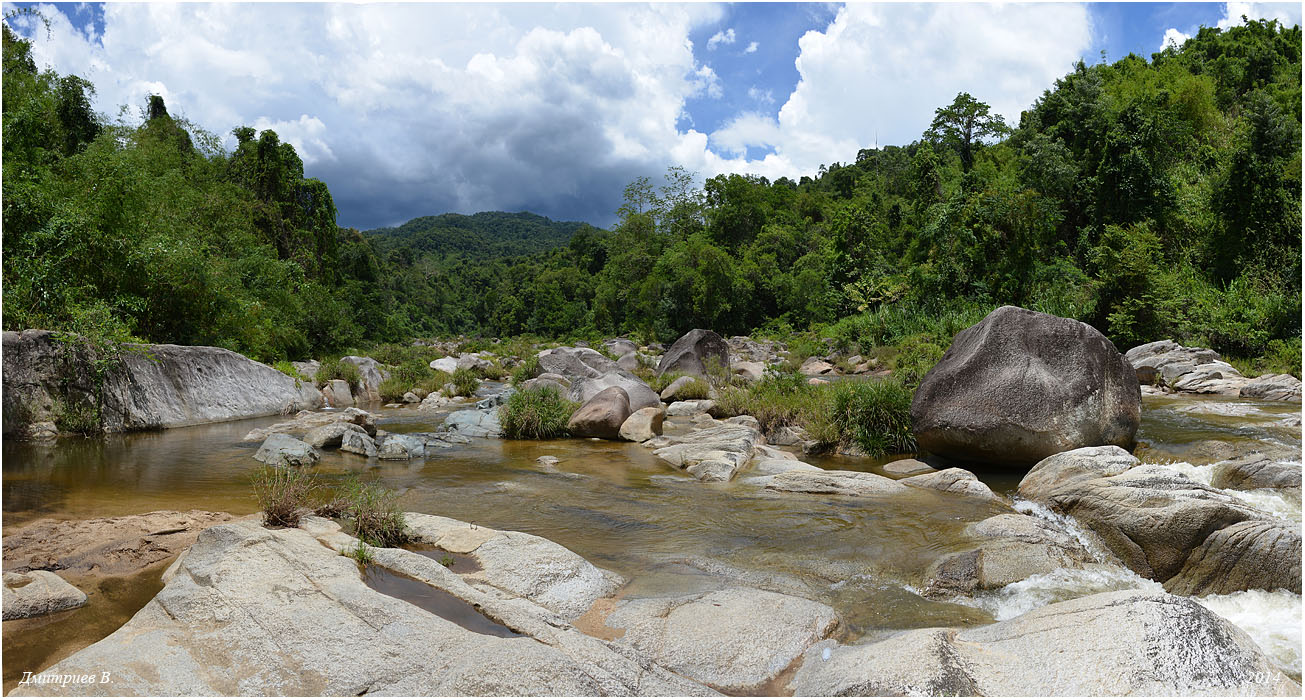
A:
[
  {"xmin": 714, "ymin": 371, "xmax": 915, "ymax": 457},
  {"xmin": 334, "ymin": 475, "xmax": 409, "ymax": 547},
  {"xmin": 450, "ymin": 367, "xmax": 480, "ymax": 396},
  {"xmin": 823, "ymin": 380, "xmax": 916, "ymax": 456},
  {"xmin": 251, "ymin": 465, "xmax": 318, "ymax": 528},
  {"xmin": 316, "ymin": 357, "xmax": 362, "ymax": 389},
  {"xmin": 673, "ymin": 377, "xmax": 714, "ymax": 400},
  {"xmin": 500, "ymin": 386, "xmax": 580, "ymax": 439},
  {"xmin": 510, "ymin": 355, "xmax": 541, "ymax": 386}
]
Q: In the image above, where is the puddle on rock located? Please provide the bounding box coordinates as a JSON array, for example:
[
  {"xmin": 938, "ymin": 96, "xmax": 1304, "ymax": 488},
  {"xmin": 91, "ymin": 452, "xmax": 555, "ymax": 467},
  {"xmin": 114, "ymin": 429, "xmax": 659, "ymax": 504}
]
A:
[
  {"xmin": 2, "ymin": 563, "xmax": 168, "ymax": 695},
  {"xmin": 403, "ymin": 544, "xmax": 482, "ymax": 574},
  {"xmin": 361, "ymin": 565, "xmax": 521, "ymax": 638}
]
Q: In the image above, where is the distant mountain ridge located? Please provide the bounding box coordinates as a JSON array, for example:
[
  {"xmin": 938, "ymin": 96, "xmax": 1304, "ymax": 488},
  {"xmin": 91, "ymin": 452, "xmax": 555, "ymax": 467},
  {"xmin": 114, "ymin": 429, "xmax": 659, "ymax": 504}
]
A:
[{"xmin": 364, "ymin": 211, "xmax": 590, "ymax": 259}]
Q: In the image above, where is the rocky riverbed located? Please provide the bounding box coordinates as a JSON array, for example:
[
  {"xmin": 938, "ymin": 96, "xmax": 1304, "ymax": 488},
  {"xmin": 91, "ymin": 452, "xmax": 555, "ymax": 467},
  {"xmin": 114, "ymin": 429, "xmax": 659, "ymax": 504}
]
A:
[
  {"xmin": 2, "ymin": 319, "xmax": 1301, "ymax": 696},
  {"xmin": 2, "ymin": 385, "xmax": 1300, "ymax": 696}
]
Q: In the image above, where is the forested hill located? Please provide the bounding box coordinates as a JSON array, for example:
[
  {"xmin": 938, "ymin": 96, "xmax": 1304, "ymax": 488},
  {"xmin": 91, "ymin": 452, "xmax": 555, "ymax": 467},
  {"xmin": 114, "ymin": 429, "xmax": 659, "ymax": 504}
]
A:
[
  {"xmin": 2, "ymin": 17, "xmax": 1300, "ymax": 375},
  {"xmin": 365, "ymin": 212, "xmax": 589, "ymax": 260}
]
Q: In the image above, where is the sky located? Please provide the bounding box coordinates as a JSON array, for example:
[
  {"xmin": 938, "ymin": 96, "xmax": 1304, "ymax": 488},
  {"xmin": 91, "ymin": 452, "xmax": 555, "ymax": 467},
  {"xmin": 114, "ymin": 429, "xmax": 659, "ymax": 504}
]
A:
[{"xmin": 5, "ymin": 2, "xmax": 1302, "ymax": 230}]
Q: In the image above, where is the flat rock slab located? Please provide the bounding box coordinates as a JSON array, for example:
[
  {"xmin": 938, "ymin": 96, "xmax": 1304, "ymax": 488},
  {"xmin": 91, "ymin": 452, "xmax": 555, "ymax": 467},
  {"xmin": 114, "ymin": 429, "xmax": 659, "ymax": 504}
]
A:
[
  {"xmin": 406, "ymin": 514, "xmax": 623, "ymax": 620},
  {"xmin": 2, "ymin": 510, "xmax": 236, "ymax": 582},
  {"xmin": 791, "ymin": 590, "xmax": 1299, "ymax": 696},
  {"xmin": 765, "ymin": 470, "xmax": 909, "ymax": 497},
  {"xmin": 650, "ymin": 422, "xmax": 761, "ymax": 482},
  {"xmin": 12, "ymin": 519, "xmax": 713, "ymax": 697},
  {"xmin": 242, "ymin": 406, "xmax": 376, "ymax": 443},
  {"xmin": 2, "ymin": 570, "xmax": 87, "ymax": 620},
  {"xmin": 604, "ymin": 587, "xmax": 840, "ymax": 692},
  {"xmin": 443, "ymin": 408, "xmax": 502, "ymax": 438}
]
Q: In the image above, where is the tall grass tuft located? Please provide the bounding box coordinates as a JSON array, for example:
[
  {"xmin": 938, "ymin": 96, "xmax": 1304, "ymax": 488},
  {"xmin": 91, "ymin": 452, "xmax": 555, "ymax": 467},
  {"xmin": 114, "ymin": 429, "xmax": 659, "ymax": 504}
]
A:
[
  {"xmin": 500, "ymin": 386, "xmax": 580, "ymax": 439},
  {"xmin": 822, "ymin": 380, "xmax": 916, "ymax": 457},
  {"xmin": 316, "ymin": 357, "xmax": 362, "ymax": 389},
  {"xmin": 251, "ymin": 465, "xmax": 318, "ymax": 528},
  {"xmin": 510, "ymin": 355, "xmax": 541, "ymax": 386},
  {"xmin": 334, "ymin": 475, "xmax": 408, "ymax": 547}
]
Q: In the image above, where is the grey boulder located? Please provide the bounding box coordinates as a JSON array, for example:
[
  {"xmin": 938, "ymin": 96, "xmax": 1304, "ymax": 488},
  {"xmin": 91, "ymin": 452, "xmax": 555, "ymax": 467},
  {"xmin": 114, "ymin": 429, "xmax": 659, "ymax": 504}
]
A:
[
  {"xmin": 253, "ymin": 433, "xmax": 320, "ymax": 467},
  {"xmin": 911, "ymin": 306, "xmax": 1141, "ymax": 469},
  {"xmin": 569, "ymin": 372, "xmax": 660, "ymax": 411},
  {"xmin": 656, "ymin": 329, "xmax": 729, "ymax": 378},
  {"xmin": 567, "ymin": 386, "xmax": 632, "ymax": 440}
]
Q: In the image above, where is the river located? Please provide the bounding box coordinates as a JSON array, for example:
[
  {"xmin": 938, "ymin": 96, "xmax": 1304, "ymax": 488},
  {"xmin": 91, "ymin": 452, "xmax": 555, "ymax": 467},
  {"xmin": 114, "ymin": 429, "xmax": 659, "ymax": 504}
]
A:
[{"xmin": 3, "ymin": 390, "xmax": 1300, "ymax": 692}]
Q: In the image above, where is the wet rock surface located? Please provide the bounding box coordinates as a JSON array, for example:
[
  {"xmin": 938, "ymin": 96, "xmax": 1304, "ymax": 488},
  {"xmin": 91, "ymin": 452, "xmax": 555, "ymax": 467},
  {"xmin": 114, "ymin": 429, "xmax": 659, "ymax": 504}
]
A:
[
  {"xmin": 1018, "ymin": 446, "xmax": 1297, "ymax": 593},
  {"xmin": 791, "ymin": 590, "xmax": 1299, "ymax": 696}
]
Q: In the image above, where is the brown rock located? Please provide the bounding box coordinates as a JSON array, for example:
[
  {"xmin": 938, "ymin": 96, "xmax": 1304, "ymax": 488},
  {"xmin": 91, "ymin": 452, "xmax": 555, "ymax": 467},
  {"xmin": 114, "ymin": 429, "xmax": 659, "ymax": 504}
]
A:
[{"xmin": 566, "ymin": 386, "xmax": 632, "ymax": 440}]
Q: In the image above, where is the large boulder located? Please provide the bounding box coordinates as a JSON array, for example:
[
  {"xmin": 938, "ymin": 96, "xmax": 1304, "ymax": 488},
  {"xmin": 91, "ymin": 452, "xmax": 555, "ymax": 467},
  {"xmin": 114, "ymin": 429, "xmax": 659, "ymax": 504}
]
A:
[
  {"xmin": 567, "ymin": 386, "xmax": 632, "ymax": 440},
  {"xmin": 302, "ymin": 421, "xmax": 366, "ymax": 449},
  {"xmin": 321, "ymin": 378, "xmax": 354, "ymax": 408},
  {"xmin": 9, "ymin": 519, "xmax": 711, "ymax": 696},
  {"xmin": 2, "ymin": 330, "xmax": 324, "ymax": 438},
  {"xmin": 1212, "ymin": 454, "xmax": 1302, "ymax": 491},
  {"xmin": 911, "ymin": 306, "xmax": 1140, "ymax": 469},
  {"xmin": 339, "ymin": 356, "xmax": 389, "ymax": 402},
  {"xmin": 1164, "ymin": 519, "xmax": 1301, "ymax": 596},
  {"xmin": 2, "ymin": 570, "xmax": 88, "ymax": 620},
  {"xmin": 443, "ymin": 408, "xmax": 502, "ymax": 438},
  {"xmin": 569, "ymin": 372, "xmax": 660, "ymax": 411},
  {"xmin": 656, "ymin": 329, "xmax": 729, "ymax": 378},
  {"xmin": 790, "ymin": 590, "xmax": 1299, "ymax": 696},
  {"xmin": 618, "ymin": 406, "xmax": 665, "ymax": 443},
  {"xmin": 253, "ymin": 433, "xmax": 320, "ymax": 467},
  {"xmin": 1018, "ymin": 446, "xmax": 1298, "ymax": 593},
  {"xmin": 537, "ymin": 347, "xmax": 621, "ymax": 380}
]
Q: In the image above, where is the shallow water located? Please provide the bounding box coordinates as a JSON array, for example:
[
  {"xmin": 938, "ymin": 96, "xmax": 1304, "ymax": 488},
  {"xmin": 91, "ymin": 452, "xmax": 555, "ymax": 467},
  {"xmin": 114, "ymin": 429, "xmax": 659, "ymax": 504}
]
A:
[{"xmin": 2, "ymin": 392, "xmax": 1301, "ymax": 687}]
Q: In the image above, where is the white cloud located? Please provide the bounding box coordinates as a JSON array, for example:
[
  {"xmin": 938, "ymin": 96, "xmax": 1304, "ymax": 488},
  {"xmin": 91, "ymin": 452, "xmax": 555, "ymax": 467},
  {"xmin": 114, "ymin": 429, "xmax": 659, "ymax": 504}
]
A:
[
  {"xmin": 1218, "ymin": 2, "xmax": 1301, "ymax": 29},
  {"xmin": 743, "ymin": 41, "xmax": 759, "ymax": 54},
  {"xmin": 1160, "ymin": 27, "xmax": 1191, "ymax": 50},
  {"xmin": 7, "ymin": 2, "xmax": 1093, "ymax": 226},
  {"xmin": 1162, "ymin": 2, "xmax": 1300, "ymax": 52},
  {"xmin": 690, "ymin": 3, "xmax": 1092, "ymax": 182},
  {"xmin": 706, "ymin": 27, "xmax": 735, "ymax": 50}
]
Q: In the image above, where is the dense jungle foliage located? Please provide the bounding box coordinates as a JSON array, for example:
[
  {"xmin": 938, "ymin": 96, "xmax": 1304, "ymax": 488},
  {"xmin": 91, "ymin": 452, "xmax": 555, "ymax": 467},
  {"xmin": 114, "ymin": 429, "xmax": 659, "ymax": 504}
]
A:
[{"xmin": 3, "ymin": 20, "xmax": 1301, "ymax": 373}]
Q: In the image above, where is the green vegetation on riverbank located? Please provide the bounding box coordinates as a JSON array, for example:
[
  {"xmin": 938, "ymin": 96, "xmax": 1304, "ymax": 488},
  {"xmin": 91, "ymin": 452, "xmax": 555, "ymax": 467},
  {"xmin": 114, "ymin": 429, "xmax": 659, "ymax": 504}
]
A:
[{"xmin": 3, "ymin": 19, "xmax": 1299, "ymax": 377}]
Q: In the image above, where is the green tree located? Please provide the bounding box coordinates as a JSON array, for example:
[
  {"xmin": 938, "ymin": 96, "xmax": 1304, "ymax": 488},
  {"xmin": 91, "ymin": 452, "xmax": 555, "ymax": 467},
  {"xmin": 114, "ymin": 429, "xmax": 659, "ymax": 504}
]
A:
[{"xmin": 926, "ymin": 92, "xmax": 1010, "ymax": 172}]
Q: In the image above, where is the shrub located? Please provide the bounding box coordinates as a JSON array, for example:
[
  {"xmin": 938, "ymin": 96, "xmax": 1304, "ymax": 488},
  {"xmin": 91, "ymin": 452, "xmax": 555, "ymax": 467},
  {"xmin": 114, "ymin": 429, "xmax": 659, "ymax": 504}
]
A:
[
  {"xmin": 823, "ymin": 380, "xmax": 916, "ymax": 457},
  {"xmin": 712, "ymin": 370, "xmax": 822, "ymax": 433},
  {"xmin": 49, "ymin": 397, "xmax": 101, "ymax": 435},
  {"xmin": 891, "ymin": 333, "xmax": 946, "ymax": 389},
  {"xmin": 417, "ymin": 370, "xmax": 452, "ymax": 396},
  {"xmin": 645, "ymin": 370, "xmax": 686, "ymax": 394},
  {"xmin": 378, "ymin": 375, "xmax": 411, "ymax": 402},
  {"xmin": 272, "ymin": 360, "xmax": 306, "ymax": 384},
  {"xmin": 450, "ymin": 367, "xmax": 480, "ymax": 396},
  {"xmin": 317, "ymin": 357, "xmax": 362, "ymax": 389},
  {"xmin": 780, "ymin": 336, "xmax": 826, "ymax": 372},
  {"xmin": 500, "ymin": 386, "xmax": 580, "ymax": 439},
  {"xmin": 336, "ymin": 475, "xmax": 408, "ymax": 547},
  {"xmin": 671, "ymin": 377, "xmax": 713, "ymax": 399},
  {"xmin": 251, "ymin": 465, "xmax": 318, "ymax": 528},
  {"xmin": 510, "ymin": 355, "xmax": 541, "ymax": 386},
  {"xmin": 477, "ymin": 361, "xmax": 508, "ymax": 381}
]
